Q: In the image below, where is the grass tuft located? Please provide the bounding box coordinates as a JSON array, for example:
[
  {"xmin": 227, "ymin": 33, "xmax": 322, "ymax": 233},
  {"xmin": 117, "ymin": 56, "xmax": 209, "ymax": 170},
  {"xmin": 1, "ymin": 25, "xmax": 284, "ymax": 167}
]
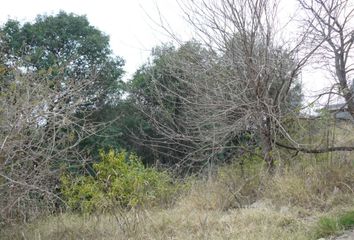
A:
[{"xmin": 315, "ymin": 210, "xmax": 354, "ymax": 238}]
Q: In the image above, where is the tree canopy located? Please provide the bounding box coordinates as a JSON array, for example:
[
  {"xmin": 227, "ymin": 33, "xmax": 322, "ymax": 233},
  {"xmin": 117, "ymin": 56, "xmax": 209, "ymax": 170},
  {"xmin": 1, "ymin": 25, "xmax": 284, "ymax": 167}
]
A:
[{"xmin": 1, "ymin": 12, "xmax": 124, "ymax": 107}]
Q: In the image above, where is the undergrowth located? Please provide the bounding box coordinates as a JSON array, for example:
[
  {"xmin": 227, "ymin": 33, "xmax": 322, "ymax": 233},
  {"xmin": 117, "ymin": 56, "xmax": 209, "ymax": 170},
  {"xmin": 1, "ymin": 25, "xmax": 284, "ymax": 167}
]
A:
[{"xmin": 1, "ymin": 152, "xmax": 354, "ymax": 240}]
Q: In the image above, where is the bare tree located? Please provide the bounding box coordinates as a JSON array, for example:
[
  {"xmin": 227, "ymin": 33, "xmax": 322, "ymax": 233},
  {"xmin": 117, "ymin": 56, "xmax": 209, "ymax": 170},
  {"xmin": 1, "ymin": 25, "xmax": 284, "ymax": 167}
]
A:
[
  {"xmin": 134, "ymin": 0, "xmax": 305, "ymax": 172},
  {"xmin": 0, "ymin": 62, "xmax": 101, "ymax": 224},
  {"xmin": 298, "ymin": 0, "xmax": 354, "ymax": 116}
]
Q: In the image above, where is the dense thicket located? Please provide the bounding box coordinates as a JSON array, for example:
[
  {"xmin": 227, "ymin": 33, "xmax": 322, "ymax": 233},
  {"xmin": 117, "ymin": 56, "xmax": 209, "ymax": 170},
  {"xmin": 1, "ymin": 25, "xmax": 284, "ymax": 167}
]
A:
[{"xmin": 0, "ymin": 12, "xmax": 126, "ymax": 224}]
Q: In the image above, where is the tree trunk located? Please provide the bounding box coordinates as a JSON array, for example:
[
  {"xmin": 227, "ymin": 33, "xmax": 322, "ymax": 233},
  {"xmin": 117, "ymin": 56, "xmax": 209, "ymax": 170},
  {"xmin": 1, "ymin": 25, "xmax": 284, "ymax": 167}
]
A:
[
  {"xmin": 260, "ymin": 116, "xmax": 275, "ymax": 173},
  {"xmin": 335, "ymin": 53, "xmax": 354, "ymax": 119}
]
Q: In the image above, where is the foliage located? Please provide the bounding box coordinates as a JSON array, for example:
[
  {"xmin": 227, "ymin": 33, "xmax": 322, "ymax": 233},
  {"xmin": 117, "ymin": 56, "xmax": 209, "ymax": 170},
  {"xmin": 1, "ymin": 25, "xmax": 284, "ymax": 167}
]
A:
[
  {"xmin": 1, "ymin": 11, "xmax": 125, "ymax": 107},
  {"xmin": 61, "ymin": 150, "xmax": 178, "ymax": 212},
  {"xmin": 78, "ymin": 100, "xmax": 155, "ymax": 166}
]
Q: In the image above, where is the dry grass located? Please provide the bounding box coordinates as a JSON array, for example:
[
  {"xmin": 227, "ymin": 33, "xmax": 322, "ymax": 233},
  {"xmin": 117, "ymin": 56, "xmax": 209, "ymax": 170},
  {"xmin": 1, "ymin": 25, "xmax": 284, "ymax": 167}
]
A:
[
  {"xmin": 265, "ymin": 160, "xmax": 354, "ymax": 210},
  {"xmin": 2, "ymin": 204, "xmax": 312, "ymax": 240},
  {"xmin": 2, "ymin": 156, "xmax": 354, "ymax": 240}
]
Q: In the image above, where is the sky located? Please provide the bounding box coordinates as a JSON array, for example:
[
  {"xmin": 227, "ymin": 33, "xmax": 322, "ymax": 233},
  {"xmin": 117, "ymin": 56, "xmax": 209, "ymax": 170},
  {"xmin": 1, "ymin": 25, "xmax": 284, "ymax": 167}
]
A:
[{"xmin": 0, "ymin": 0, "xmax": 332, "ymax": 106}]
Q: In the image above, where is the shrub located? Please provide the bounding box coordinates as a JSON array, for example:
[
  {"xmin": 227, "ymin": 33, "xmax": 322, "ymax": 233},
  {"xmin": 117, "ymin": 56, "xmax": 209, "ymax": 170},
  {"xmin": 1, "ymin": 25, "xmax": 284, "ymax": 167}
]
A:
[{"xmin": 61, "ymin": 150, "xmax": 178, "ymax": 213}]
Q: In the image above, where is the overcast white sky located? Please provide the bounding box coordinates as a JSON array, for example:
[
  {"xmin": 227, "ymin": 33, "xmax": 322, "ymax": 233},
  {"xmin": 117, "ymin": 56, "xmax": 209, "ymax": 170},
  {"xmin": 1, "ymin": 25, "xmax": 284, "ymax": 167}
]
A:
[{"xmin": 0, "ymin": 0, "xmax": 332, "ymax": 106}]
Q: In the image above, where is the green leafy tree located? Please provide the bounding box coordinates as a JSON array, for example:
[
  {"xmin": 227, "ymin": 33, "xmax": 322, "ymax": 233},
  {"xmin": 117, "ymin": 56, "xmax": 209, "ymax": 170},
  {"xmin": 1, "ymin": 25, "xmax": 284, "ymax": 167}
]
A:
[
  {"xmin": 79, "ymin": 99, "xmax": 156, "ymax": 166},
  {"xmin": 1, "ymin": 11, "xmax": 124, "ymax": 107}
]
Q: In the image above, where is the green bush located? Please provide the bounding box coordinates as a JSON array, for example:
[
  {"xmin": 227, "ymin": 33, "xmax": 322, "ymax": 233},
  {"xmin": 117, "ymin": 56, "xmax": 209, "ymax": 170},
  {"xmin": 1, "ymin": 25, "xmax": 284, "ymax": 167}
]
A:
[{"xmin": 61, "ymin": 150, "xmax": 178, "ymax": 213}]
